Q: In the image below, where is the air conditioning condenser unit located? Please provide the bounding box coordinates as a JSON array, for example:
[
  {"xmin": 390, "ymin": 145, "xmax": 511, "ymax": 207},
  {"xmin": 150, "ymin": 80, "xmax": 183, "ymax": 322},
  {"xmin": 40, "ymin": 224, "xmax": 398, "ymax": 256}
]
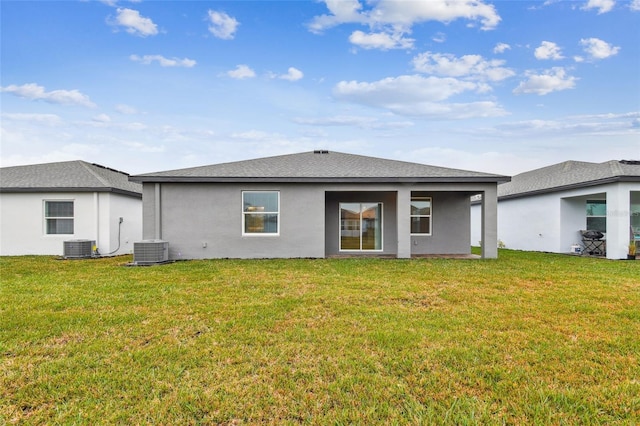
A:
[
  {"xmin": 134, "ymin": 240, "xmax": 169, "ymax": 265},
  {"xmin": 63, "ymin": 240, "xmax": 95, "ymax": 259}
]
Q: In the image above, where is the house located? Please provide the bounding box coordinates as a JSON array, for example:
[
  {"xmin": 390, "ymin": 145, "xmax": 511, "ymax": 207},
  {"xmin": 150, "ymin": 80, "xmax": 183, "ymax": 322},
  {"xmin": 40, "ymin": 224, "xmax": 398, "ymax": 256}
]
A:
[
  {"xmin": 470, "ymin": 160, "xmax": 640, "ymax": 260},
  {"xmin": 0, "ymin": 161, "xmax": 142, "ymax": 256},
  {"xmin": 129, "ymin": 151, "xmax": 509, "ymax": 259}
]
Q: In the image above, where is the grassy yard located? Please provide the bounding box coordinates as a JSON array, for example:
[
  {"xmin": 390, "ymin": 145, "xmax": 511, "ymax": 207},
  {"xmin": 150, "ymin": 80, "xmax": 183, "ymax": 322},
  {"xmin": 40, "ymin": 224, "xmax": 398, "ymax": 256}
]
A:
[{"xmin": 1, "ymin": 251, "xmax": 639, "ymax": 425}]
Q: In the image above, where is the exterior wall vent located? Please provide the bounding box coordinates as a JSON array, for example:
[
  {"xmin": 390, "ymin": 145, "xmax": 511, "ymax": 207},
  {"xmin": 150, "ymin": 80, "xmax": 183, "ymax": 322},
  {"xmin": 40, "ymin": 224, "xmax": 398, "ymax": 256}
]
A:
[
  {"xmin": 134, "ymin": 240, "xmax": 169, "ymax": 264},
  {"xmin": 63, "ymin": 240, "xmax": 95, "ymax": 259}
]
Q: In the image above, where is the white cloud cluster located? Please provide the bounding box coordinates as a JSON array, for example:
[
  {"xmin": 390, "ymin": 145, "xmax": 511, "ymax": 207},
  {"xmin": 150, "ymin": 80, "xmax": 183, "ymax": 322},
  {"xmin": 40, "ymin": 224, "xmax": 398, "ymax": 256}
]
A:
[
  {"xmin": 226, "ymin": 65, "xmax": 303, "ymax": 81},
  {"xmin": 227, "ymin": 65, "xmax": 256, "ymax": 79},
  {"xmin": 115, "ymin": 104, "xmax": 139, "ymax": 115},
  {"xmin": 493, "ymin": 43, "xmax": 511, "ymax": 54},
  {"xmin": 534, "ymin": 41, "xmax": 564, "ymax": 60},
  {"xmin": 2, "ymin": 113, "xmax": 62, "ymax": 126},
  {"xmin": 582, "ymin": 0, "xmax": 615, "ymax": 14},
  {"xmin": 293, "ymin": 115, "xmax": 413, "ymax": 130},
  {"xmin": 0, "ymin": 83, "xmax": 96, "ymax": 108},
  {"xmin": 579, "ymin": 37, "xmax": 620, "ymax": 60},
  {"xmin": 208, "ymin": 10, "xmax": 239, "ymax": 40},
  {"xmin": 412, "ymin": 52, "xmax": 515, "ymax": 82},
  {"xmin": 631, "ymin": 0, "xmax": 640, "ymax": 11},
  {"xmin": 513, "ymin": 67, "xmax": 577, "ymax": 95},
  {"xmin": 349, "ymin": 30, "xmax": 414, "ymax": 50},
  {"xmin": 130, "ymin": 54, "xmax": 196, "ymax": 68},
  {"xmin": 112, "ymin": 8, "xmax": 158, "ymax": 37},
  {"xmin": 278, "ymin": 67, "xmax": 304, "ymax": 82},
  {"xmin": 309, "ymin": 0, "xmax": 500, "ymax": 50},
  {"xmin": 330, "ymin": 46, "xmax": 518, "ymax": 119},
  {"xmin": 333, "ymin": 74, "xmax": 506, "ymax": 118}
]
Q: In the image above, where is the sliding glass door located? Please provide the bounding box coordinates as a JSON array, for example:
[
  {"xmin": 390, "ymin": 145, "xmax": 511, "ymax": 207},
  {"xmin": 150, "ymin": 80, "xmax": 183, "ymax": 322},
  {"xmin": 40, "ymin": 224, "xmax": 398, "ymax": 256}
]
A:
[{"xmin": 340, "ymin": 203, "xmax": 382, "ymax": 251}]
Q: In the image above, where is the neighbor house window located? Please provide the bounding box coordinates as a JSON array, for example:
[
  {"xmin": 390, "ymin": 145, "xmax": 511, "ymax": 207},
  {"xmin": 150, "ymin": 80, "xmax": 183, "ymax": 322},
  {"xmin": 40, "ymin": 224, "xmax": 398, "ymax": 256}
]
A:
[
  {"xmin": 242, "ymin": 191, "xmax": 279, "ymax": 235},
  {"xmin": 410, "ymin": 195, "xmax": 432, "ymax": 235},
  {"xmin": 45, "ymin": 201, "xmax": 74, "ymax": 235},
  {"xmin": 586, "ymin": 200, "xmax": 606, "ymax": 233}
]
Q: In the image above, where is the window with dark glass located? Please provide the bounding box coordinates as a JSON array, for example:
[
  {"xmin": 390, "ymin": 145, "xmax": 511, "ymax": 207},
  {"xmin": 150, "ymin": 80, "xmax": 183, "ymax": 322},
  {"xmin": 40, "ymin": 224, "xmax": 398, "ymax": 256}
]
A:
[
  {"xmin": 410, "ymin": 196, "xmax": 432, "ymax": 235},
  {"xmin": 45, "ymin": 201, "xmax": 74, "ymax": 234}
]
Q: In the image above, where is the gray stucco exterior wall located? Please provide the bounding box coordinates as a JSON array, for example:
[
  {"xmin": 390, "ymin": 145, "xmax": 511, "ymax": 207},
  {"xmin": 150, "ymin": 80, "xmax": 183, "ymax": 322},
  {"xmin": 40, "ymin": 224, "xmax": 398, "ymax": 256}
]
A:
[
  {"xmin": 140, "ymin": 181, "xmax": 497, "ymax": 259},
  {"xmin": 150, "ymin": 182, "xmax": 326, "ymax": 259},
  {"xmin": 410, "ymin": 192, "xmax": 471, "ymax": 255}
]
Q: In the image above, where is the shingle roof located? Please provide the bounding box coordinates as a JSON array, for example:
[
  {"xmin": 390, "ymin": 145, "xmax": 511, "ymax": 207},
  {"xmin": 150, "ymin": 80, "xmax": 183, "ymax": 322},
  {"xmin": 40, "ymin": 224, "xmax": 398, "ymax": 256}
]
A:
[
  {"xmin": 0, "ymin": 161, "xmax": 142, "ymax": 197},
  {"xmin": 130, "ymin": 151, "xmax": 510, "ymax": 184},
  {"xmin": 498, "ymin": 160, "xmax": 640, "ymax": 199}
]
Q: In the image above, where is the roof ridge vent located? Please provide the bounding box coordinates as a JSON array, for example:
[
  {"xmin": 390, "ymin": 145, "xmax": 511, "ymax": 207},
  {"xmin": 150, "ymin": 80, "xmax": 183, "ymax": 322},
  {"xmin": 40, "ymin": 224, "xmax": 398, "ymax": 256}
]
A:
[{"xmin": 313, "ymin": 150, "xmax": 329, "ymax": 154}]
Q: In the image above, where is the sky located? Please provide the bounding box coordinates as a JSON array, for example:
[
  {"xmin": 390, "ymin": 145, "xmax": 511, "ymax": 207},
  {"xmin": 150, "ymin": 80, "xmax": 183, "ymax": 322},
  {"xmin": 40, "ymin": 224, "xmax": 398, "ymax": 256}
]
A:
[{"xmin": 1, "ymin": 0, "xmax": 639, "ymax": 176}]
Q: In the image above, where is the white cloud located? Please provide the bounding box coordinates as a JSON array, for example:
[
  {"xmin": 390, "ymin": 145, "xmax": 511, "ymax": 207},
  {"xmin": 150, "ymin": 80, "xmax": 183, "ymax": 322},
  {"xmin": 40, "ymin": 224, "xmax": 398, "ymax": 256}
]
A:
[
  {"xmin": 2, "ymin": 113, "xmax": 62, "ymax": 126},
  {"xmin": 631, "ymin": 0, "xmax": 640, "ymax": 11},
  {"xmin": 0, "ymin": 83, "xmax": 96, "ymax": 108},
  {"xmin": 293, "ymin": 115, "xmax": 413, "ymax": 129},
  {"xmin": 333, "ymin": 74, "xmax": 507, "ymax": 118},
  {"xmin": 335, "ymin": 75, "xmax": 475, "ymax": 103},
  {"xmin": 92, "ymin": 113, "xmax": 111, "ymax": 123},
  {"xmin": 582, "ymin": 0, "xmax": 615, "ymax": 14},
  {"xmin": 309, "ymin": 0, "xmax": 499, "ymax": 51},
  {"xmin": 412, "ymin": 52, "xmax": 515, "ymax": 81},
  {"xmin": 349, "ymin": 30, "xmax": 414, "ymax": 50},
  {"xmin": 580, "ymin": 37, "xmax": 620, "ymax": 60},
  {"xmin": 432, "ymin": 32, "xmax": 446, "ymax": 43},
  {"xmin": 208, "ymin": 10, "xmax": 239, "ymax": 40},
  {"xmin": 129, "ymin": 54, "xmax": 196, "ymax": 68},
  {"xmin": 307, "ymin": 0, "xmax": 366, "ymax": 33},
  {"xmin": 112, "ymin": 8, "xmax": 158, "ymax": 37},
  {"xmin": 309, "ymin": 0, "xmax": 501, "ymax": 33},
  {"xmin": 279, "ymin": 67, "xmax": 304, "ymax": 81},
  {"xmin": 513, "ymin": 67, "xmax": 577, "ymax": 95},
  {"xmin": 115, "ymin": 104, "xmax": 138, "ymax": 115},
  {"xmin": 496, "ymin": 112, "xmax": 640, "ymax": 136},
  {"xmin": 534, "ymin": 41, "xmax": 564, "ymax": 60},
  {"xmin": 227, "ymin": 64, "xmax": 256, "ymax": 79},
  {"xmin": 397, "ymin": 147, "xmax": 535, "ymax": 176},
  {"xmin": 493, "ymin": 42, "xmax": 511, "ymax": 54}
]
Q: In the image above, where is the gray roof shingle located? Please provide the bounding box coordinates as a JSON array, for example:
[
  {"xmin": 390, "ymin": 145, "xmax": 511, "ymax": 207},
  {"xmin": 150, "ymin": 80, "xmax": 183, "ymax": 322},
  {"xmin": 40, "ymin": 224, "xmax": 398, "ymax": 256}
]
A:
[
  {"xmin": 130, "ymin": 151, "xmax": 510, "ymax": 183},
  {"xmin": 0, "ymin": 161, "xmax": 142, "ymax": 197},
  {"xmin": 498, "ymin": 160, "xmax": 640, "ymax": 199}
]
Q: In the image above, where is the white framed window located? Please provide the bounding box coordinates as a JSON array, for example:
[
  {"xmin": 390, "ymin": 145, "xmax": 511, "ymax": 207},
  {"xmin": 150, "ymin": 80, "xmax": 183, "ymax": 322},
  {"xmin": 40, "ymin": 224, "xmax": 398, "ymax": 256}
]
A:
[
  {"xmin": 339, "ymin": 202, "xmax": 383, "ymax": 251},
  {"xmin": 44, "ymin": 200, "xmax": 74, "ymax": 235},
  {"xmin": 242, "ymin": 191, "xmax": 279, "ymax": 235},
  {"xmin": 410, "ymin": 195, "xmax": 432, "ymax": 235}
]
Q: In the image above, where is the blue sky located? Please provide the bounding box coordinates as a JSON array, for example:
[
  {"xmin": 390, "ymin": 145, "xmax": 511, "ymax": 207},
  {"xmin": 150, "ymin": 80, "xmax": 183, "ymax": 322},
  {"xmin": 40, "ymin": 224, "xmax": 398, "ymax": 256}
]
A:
[{"xmin": 1, "ymin": 0, "xmax": 639, "ymax": 175}]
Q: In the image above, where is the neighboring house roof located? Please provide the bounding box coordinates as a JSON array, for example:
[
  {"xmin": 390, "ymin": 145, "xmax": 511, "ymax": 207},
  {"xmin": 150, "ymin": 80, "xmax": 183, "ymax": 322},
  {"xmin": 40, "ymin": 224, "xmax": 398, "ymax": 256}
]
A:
[
  {"xmin": 130, "ymin": 151, "xmax": 510, "ymax": 184},
  {"xmin": 0, "ymin": 161, "xmax": 142, "ymax": 197},
  {"xmin": 497, "ymin": 160, "xmax": 640, "ymax": 200}
]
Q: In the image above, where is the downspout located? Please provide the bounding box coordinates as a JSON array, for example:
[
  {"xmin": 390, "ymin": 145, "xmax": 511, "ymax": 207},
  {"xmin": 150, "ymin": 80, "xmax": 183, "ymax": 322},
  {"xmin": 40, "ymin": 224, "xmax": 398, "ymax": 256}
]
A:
[
  {"xmin": 155, "ymin": 183, "xmax": 162, "ymax": 239},
  {"xmin": 94, "ymin": 192, "xmax": 100, "ymax": 252}
]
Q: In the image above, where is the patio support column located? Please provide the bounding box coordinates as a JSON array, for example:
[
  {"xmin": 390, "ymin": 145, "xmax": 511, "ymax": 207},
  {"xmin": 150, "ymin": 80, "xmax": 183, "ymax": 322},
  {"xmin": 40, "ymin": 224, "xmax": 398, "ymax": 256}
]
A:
[
  {"xmin": 606, "ymin": 185, "xmax": 631, "ymax": 259},
  {"xmin": 481, "ymin": 185, "xmax": 498, "ymax": 259},
  {"xmin": 397, "ymin": 188, "xmax": 411, "ymax": 258}
]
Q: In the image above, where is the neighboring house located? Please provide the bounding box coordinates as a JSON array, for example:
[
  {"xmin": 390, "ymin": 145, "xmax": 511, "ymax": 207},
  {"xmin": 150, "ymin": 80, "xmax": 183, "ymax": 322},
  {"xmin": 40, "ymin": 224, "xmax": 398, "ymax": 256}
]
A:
[
  {"xmin": 470, "ymin": 160, "xmax": 640, "ymax": 260},
  {"xmin": 0, "ymin": 161, "xmax": 142, "ymax": 256},
  {"xmin": 129, "ymin": 150, "xmax": 509, "ymax": 259}
]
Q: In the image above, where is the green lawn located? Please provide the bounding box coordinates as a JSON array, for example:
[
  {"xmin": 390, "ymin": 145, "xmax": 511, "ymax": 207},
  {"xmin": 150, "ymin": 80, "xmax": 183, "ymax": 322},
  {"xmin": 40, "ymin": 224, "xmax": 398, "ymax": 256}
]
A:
[{"xmin": 1, "ymin": 251, "xmax": 639, "ymax": 424}]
